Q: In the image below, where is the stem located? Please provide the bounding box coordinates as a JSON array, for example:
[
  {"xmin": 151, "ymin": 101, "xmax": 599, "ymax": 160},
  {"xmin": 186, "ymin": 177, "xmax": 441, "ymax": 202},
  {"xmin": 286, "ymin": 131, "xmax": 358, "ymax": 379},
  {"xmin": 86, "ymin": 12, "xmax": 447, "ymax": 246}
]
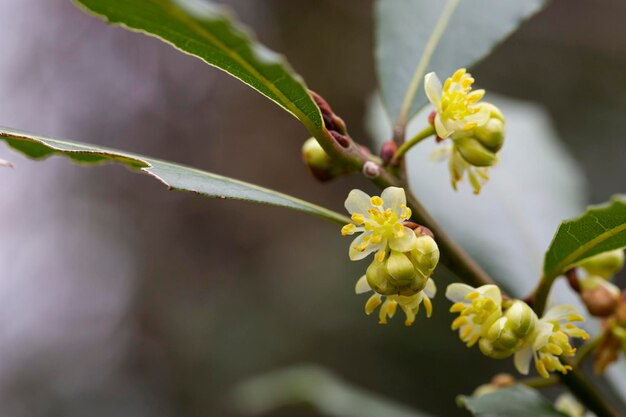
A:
[
  {"xmin": 522, "ymin": 376, "xmax": 559, "ymax": 389},
  {"xmin": 390, "ymin": 126, "xmax": 435, "ymax": 166},
  {"xmin": 530, "ymin": 274, "xmax": 557, "ymax": 316},
  {"xmin": 575, "ymin": 337, "xmax": 601, "ymax": 367},
  {"xmin": 394, "ymin": 0, "xmax": 460, "ymax": 137},
  {"xmin": 560, "ymin": 364, "xmax": 623, "ymax": 417}
]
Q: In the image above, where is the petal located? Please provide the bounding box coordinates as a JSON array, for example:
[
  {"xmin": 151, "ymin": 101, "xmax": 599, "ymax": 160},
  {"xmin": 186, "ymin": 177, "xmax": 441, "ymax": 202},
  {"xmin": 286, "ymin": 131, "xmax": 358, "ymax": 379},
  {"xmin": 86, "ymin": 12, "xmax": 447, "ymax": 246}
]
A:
[
  {"xmin": 381, "ymin": 186, "xmax": 406, "ymax": 215},
  {"xmin": 355, "ymin": 275, "xmax": 372, "ymax": 294},
  {"xmin": 445, "ymin": 283, "xmax": 474, "ymax": 302},
  {"xmin": 466, "ymin": 102, "xmax": 490, "ymax": 126},
  {"xmin": 348, "ymin": 234, "xmax": 384, "ymax": 261},
  {"xmin": 532, "ymin": 321, "xmax": 555, "ymax": 350},
  {"xmin": 424, "ymin": 72, "xmax": 442, "ymax": 107},
  {"xmin": 514, "ymin": 347, "xmax": 533, "ymax": 375},
  {"xmin": 429, "ymin": 144, "xmax": 452, "ymax": 163},
  {"xmin": 542, "ymin": 304, "xmax": 578, "ymax": 322},
  {"xmin": 389, "ymin": 227, "xmax": 417, "ymax": 252},
  {"xmin": 479, "ymin": 285, "xmax": 502, "ymax": 305},
  {"xmin": 344, "ymin": 189, "xmax": 371, "ymax": 215},
  {"xmin": 424, "ymin": 278, "xmax": 437, "ymax": 298},
  {"xmin": 434, "ymin": 114, "xmax": 451, "ymax": 138}
]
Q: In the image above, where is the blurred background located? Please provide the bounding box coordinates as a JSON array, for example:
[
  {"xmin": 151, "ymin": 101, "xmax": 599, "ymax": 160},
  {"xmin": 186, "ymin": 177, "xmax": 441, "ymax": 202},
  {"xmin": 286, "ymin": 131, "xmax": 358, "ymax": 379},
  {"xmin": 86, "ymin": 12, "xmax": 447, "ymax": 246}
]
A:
[{"xmin": 0, "ymin": 0, "xmax": 625, "ymax": 416}]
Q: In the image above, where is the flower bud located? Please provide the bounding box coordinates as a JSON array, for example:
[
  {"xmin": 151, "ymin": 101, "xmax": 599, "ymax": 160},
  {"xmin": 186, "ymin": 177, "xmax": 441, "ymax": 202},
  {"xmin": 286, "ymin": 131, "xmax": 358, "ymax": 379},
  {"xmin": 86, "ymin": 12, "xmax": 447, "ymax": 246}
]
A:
[
  {"xmin": 410, "ymin": 234, "xmax": 440, "ymax": 276},
  {"xmin": 581, "ymin": 285, "xmax": 619, "ymax": 317},
  {"xmin": 365, "ymin": 260, "xmax": 395, "ymax": 296},
  {"xmin": 479, "ymin": 337, "xmax": 515, "ymax": 359},
  {"xmin": 386, "ymin": 251, "xmax": 418, "ymax": 287},
  {"xmin": 577, "ymin": 250, "xmax": 625, "ymax": 279},
  {"xmin": 453, "ymin": 136, "xmax": 498, "ymax": 167},
  {"xmin": 504, "ymin": 301, "xmax": 536, "ymax": 339},
  {"xmin": 473, "ymin": 118, "xmax": 505, "ymax": 152}
]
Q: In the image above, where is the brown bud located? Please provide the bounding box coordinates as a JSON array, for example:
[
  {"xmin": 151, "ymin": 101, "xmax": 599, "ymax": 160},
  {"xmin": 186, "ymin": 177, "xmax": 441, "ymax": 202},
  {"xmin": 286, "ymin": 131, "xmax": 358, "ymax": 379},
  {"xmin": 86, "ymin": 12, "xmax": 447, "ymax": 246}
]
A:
[
  {"xmin": 427, "ymin": 110, "xmax": 436, "ymax": 126},
  {"xmin": 594, "ymin": 329, "xmax": 622, "ymax": 374},
  {"xmin": 380, "ymin": 140, "xmax": 397, "ymax": 165},
  {"xmin": 616, "ymin": 292, "xmax": 626, "ymax": 327},
  {"xmin": 490, "ymin": 373, "xmax": 515, "ymax": 388},
  {"xmin": 581, "ymin": 286, "xmax": 619, "ymax": 317},
  {"xmin": 329, "ymin": 131, "xmax": 350, "ymax": 148}
]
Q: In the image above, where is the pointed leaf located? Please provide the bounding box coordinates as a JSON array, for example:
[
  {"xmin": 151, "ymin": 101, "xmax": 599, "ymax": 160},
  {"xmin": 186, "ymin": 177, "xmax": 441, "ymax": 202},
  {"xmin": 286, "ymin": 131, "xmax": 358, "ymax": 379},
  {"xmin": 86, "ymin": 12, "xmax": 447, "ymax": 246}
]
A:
[
  {"xmin": 74, "ymin": 0, "xmax": 323, "ymax": 135},
  {"xmin": 376, "ymin": 0, "xmax": 548, "ymax": 124},
  {"xmin": 0, "ymin": 127, "xmax": 349, "ymax": 225},
  {"xmin": 543, "ymin": 196, "xmax": 626, "ymax": 279}
]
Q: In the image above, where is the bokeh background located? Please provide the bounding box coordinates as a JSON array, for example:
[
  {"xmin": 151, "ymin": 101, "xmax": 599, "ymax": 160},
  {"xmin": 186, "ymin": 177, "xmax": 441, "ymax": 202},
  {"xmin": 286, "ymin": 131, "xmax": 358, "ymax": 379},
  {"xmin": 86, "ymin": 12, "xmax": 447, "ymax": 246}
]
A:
[{"xmin": 0, "ymin": 1, "xmax": 625, "ymax": 416}]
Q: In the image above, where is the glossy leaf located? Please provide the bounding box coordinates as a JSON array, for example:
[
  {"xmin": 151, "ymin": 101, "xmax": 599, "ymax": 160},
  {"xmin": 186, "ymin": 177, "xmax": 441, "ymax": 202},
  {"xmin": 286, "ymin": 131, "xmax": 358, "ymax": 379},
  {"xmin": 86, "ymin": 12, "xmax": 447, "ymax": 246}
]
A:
[
  {"xmin": 543, "ymin": 196, "xmax": 626, "ymax": 279},
  {"xmin": 376, "ymin": 0, "xmax": 548, "ymax": 124},
  {"xmin": 0, "ymin": 127, "xmax": 349, "ymax": 225},
  {"xmin": 74, "ymin": 0, "xmax": 324, "ymax": 135},
  {"xmin": 233, "ymin": 365, "xmax": 435, "ymax": 417},
  {"xmin": 460, "ymin": 385, "xmax": 567, "ymax": 417}
]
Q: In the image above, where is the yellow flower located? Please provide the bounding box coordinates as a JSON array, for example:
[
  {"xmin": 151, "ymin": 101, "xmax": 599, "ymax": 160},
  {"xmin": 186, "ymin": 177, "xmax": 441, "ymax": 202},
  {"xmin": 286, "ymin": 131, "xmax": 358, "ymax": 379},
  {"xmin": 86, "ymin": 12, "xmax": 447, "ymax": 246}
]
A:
[
  {"xmin": 356, "ymin": 274, "xmax": 437, "ymax": 326},
  {"xmin": 514, "ymin": 305, "xmax": 589, "ymax": 378},
  {"xmin": 446, "ymin": 284, "xmax": 503, "ymax": 347},
  {"xmin": 342, "ymin": 187, "xmax": 416, "ymax": 262},
  {"xmin": 424, "ymin": 68, "xmax": 490, "ymax": 139},
  {"xmin": 430, "ymin": 144, "xmax": 491, "ymax": 194}
]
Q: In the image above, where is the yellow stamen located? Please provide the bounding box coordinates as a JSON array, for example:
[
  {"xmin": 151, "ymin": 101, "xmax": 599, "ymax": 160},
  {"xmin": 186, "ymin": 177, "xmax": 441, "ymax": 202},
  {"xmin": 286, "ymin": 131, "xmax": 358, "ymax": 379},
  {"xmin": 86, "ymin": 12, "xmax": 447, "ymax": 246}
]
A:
[
  {"xmin": 370, "ymin": 196, "xmax": 383, "ymax": 206},
  {"xmin": 341, "ymin": 224, "xmax": 356, "ymax": 236},
  {"xmin": 351, "ymin": 213, "xmax": 365, "ymax": 225},
  {"xmin": 450, "ymin": 302, "xmax": 465, "ymax": 313}
]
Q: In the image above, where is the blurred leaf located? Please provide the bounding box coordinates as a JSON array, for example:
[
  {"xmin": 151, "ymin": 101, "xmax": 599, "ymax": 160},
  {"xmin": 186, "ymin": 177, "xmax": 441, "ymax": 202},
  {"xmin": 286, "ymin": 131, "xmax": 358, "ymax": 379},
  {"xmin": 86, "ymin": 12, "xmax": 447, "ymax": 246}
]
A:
[
  {"xmin": 376, "ymin": 0, "xmax": 548, "ymax": 123},
  {"xmin": 366, "ymin": 94, "xmax": 587, "ymax": 297},
  {"xmin": 459, "ymin": 385, "xmax": 567, "ymax": 417},
  {"xmin": 543, "ymin": 196, "xmax": 626, "ymax": 280},
  {"xmin": 74, "ymin": 0, "xmax": 324, "ymax": 135},
  {"xmin": 232, "ymin": 364, "xmax": 436, "ymax": 417},
  {"xmin": 0, "ymin": 127, "xmax": 349, "ymax": 225}
]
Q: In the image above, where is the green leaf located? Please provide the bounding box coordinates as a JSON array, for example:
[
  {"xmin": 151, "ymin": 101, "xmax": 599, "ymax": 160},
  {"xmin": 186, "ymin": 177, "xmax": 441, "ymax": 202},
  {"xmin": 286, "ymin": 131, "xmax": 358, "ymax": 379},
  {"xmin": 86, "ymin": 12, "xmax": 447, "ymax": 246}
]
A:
[
  {"xmin": 376, "ymin": 0, "xmax": 548, "ymax": 124},
  {"xmin": 543, "ymin": 196, "xmax": 626, "ymax": 280},
  {"xmin": 460, "ymin": 385, "xmax": 567, "ymax": 417},
  {"xmin": 0, "ymin": 127, "xmax": 349, "ymax": 225},
  {"xmin": 74, "ymin": 0, "xmax": 323, "ymax": 135},
  {"xmin": 232, "ymin": 365, "xmax": 436, "ymax": 417}
]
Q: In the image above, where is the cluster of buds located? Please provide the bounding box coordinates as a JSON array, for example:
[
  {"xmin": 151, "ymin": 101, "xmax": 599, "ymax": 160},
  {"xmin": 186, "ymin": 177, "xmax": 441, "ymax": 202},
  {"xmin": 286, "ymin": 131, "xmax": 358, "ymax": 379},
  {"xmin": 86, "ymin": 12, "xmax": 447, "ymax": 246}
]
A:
[
  {"xmin": 342, "ymin": 187, "xmax": 440, "ymax": 325},
  {"xmin": 446, "ymin": 284, "xmax": 588, "ymax": 378},
  {"xmin": 425, "ymin": 69, "xmax": 505, "ymax": 194},
  {"xmin": 571, "ymin": 249, "xmax": 626, "ymax": 374}
]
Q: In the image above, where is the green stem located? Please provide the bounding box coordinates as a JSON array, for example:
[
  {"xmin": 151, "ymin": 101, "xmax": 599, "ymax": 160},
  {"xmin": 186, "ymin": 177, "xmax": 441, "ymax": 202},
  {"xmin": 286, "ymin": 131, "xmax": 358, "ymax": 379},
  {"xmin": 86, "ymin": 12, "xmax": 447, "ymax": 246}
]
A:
[
  {"xmin": 575, "ymin": 337, "xmax": 601, "ymax": 367},
  {"xmin": 530, "ymin": 274, "xmax": 556, "ymax": 316},
  {"xmin": 390, "ymin": 126, "xmax": 435, "ymax": 165},
  {"xmin": 560, "ymin": 364, "xmax": 623, "ymax": 417}
]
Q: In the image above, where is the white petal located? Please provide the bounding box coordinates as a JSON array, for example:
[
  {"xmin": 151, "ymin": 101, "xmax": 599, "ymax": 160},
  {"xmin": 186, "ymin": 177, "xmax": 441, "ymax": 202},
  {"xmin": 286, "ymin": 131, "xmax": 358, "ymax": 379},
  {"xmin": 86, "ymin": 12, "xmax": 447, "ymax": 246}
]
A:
[
  {"xmin": 355, "ymin": 275, "xmax": 372, "ymax": 294},
  {"xmin": 381, "ymin": 186, "xmax": 406, "ymax": 215},
  {"xmin": 532, "ymin": 321, "xmax": 555, "ymax": 350},
  {"xmin": 424, "ymin": 278, "xmax": 437, "ymax": 298},
  {"xmin": 514, "ymin": 347, "xmax": 533, "ymax": 375},
  {"xmin": 466, "ymin": 103, "xmax": 490, "ymax": 126},
  {"xmin": 424, "ymin": 72, "xmax": 442, "ymax": 107},
  {"xmin": 429, "ymin": 144, "xmax": 452, "ymax": 163},
  {"xmin": 348, "ymin": 234, "xmax": 384, "ymax": 261},
  {"xmin": 445, "ymin": 283, "xmax": 474, "ymax": 302},
  {"xmin": 389, "ymin": 227, "xmax": 417, "ymax": 252},
  {"xmin": 434, "ymin": 114, "xmax": 451, "ymax": 138},
  {"xmin": 344, "ymin": 189, "xmax": 371, "ymax": 215},
  {"xmin": 479, "ymin": 285, "xmax": 502, "ymax": 304},
  {"xmin": 542, "ymin": 304, "xmax": 577, "ymax": 322}
]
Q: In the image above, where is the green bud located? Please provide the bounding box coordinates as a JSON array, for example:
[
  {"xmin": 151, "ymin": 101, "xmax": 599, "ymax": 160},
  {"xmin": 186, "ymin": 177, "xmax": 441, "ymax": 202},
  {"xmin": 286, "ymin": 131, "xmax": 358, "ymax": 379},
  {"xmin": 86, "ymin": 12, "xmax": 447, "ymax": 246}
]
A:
[
  {"xmin": 474, "ymin": 118, "xmax": 505, "ymax": 152},
  {"xmin": 479, "ymin": 337, "xmax": 515, "ymax": 360},
  {"xmin": 486, "ymin": 317, "xmax": 520, "ymax": 351},
  {"xmin": 504, "ymin": 301, "xmax": 536, "ymax": 339},
  {"xmin": 577, "ymin": 250, "xmax": 625, "ymax": 279},
  {"xmin": 302, "ymin": 137, "xmax": 342, "ymax": 182},
  {"xmin": 386, "ymin": 251, "xmax": 417, "ymax": 287},
  {"xmin": 454, "ymin": 136, "xmax": 498, "ymax": 167},
  {"xmin": 410, "ymin": 234, "xmax": 440, "ymax": 276},
  {"xmin": 366, "ymin": 260, "xmax": 397, "ymax": 296},
  {"xmin": 479, "ymin": 102, "xmax": 504, "ymax": 122}
]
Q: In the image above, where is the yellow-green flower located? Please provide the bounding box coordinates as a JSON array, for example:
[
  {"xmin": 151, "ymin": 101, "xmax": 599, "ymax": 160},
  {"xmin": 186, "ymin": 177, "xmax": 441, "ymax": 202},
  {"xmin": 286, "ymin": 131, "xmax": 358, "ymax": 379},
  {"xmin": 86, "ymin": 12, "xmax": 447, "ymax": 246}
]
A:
[
  {"xmin": 430, "ymin": 144, "xmax": 491, "ymax": 194},
  {"xmin": 446, "ymin": 283, "xmax": 503, "ymax": 347},
  {"xmin": 356, "ymin": 274, "xmax": 437, "ymax": 326},
  {"xmin": 425, "ymin": 68, "xmax": 490, "ymax": 139},
  {"xmin": 514, "ymin": 305, "xmax": 589, "ymax": 378},
  {"xmin": 342, "ymin": 187, "xmax": 416, "ymax": 262}
]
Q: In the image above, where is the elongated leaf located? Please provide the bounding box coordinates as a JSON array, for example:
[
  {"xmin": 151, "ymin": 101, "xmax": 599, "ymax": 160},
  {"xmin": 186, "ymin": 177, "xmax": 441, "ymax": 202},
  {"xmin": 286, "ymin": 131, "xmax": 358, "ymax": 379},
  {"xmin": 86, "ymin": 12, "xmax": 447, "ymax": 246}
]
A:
[
  {"xmin": 543, "ymin": 196, "xmax": 626, "ymax": 279},
  {"xmin": 0, "ymin": 127, "xmax": 349, "ymax": 225},
  {"xmin": 460, "ymin": 385, "xmax": 567, "ymax": 417},
  {"xmin": 376, "ymin": 0, "xmax": 548, "ymax": 124},
  {"xmin": 232, "ymin": 365, "xmax": 436, "ymax": 417},
  {"xmin": 74, "ymin": 0, "xmax": 323, "ymax": 135}
]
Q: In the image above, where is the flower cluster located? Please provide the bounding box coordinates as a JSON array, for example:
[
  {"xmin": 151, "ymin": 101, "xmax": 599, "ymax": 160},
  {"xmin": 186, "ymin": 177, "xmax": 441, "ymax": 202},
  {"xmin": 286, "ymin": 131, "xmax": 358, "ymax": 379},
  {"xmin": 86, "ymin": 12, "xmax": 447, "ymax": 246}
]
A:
[
  {"xmin": 342, "ymin": 187, "xmax": 439, "ymax": 325},
  {"xmin": 425, "ymin": 69, "xmax": 505, "ymax": 194},
  {"xmin": 446, "ymin": 284, "xmax": 589, "ymax": 378}
]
